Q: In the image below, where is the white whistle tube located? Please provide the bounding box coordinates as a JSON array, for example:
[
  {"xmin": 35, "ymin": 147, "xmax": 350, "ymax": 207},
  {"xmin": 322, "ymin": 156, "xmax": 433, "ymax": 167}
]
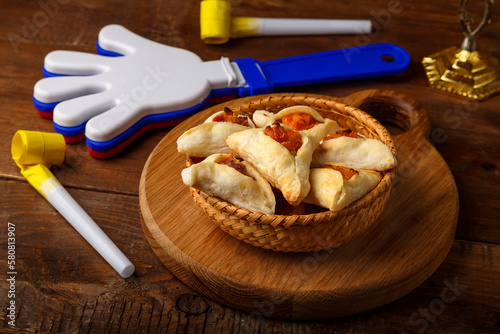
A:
[
  {"xmin": 256, "ymin": 18, "xmax": 372, "ymax": 36},
  {"xmin": 42, "ymin": 178, "xmax": 135, "ymax": 278}
]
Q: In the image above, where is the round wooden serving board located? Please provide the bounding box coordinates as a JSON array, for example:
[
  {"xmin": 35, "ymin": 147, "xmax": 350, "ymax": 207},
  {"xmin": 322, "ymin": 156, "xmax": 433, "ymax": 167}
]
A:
[{"xmin": 139, "ymin": 90, "xmax": 459, "ymax": 320}]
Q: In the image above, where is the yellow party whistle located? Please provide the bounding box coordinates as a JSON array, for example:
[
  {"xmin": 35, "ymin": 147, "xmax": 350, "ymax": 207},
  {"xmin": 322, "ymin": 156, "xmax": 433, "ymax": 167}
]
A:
[
  {"xmin": 200, "ymin": 0, "xmax": 372, "ymax": 44},
  {"xmin": 11, "ymin": 130, "xmax": 135, "ymax": 278}
]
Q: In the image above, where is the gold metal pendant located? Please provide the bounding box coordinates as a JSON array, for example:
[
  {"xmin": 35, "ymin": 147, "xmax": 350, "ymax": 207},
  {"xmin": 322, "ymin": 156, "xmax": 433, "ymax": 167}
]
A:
[{"xmin": 422, "ymin": 0, "xmax": 499, "ymax": 100}]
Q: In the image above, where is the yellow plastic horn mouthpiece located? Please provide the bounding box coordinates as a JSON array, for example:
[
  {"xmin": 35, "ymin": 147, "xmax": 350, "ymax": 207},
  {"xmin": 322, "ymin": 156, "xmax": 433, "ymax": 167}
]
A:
[
  {"xmin": 11, "ymin": 130, "xmax": 66, "ymax": 198},
  {"xmin": 12, "ymin": 130, "xmax": 65, "ymax": 166},
  {"xmin": 200, "ymin": 0, "xmax": 232, "ymax": 44}
]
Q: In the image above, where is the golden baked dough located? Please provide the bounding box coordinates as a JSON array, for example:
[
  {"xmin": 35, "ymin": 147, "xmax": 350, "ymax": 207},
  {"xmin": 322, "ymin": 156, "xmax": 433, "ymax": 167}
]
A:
[
  {"xmin": 181, "ymin": 153, "xmax": 275, "ymax": 214},
  {"xmin": 312, "ymin": 132, "xmax": 396, "ymax": 171},
  {"xmin": 252, "ymin": 106, "xmax": 342, "ymax": 143},
  {"xmin": 177, "ymin": 110, "xmax": 255, "ymax": 157},
  {"xmin": 303, "ymin": 163, "xmax": 382, "ymax": 211},
  {"xmin": 226, "ymin": 124, "xmax": 315, "ymax": 206}
]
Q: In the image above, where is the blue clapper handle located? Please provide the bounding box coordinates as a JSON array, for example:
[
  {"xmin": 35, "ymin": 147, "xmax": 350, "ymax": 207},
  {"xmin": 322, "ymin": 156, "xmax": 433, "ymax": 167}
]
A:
[{"xmin": 230, "ymin": 43, "xmax": 410, "ymax": 96}]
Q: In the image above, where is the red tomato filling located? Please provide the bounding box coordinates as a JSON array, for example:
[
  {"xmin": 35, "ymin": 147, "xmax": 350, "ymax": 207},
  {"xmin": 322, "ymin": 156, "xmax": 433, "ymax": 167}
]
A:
[
  {"xmin": 264, "ymin": 123, "xmax": 303, "ymax": 155},
  {"xmin": 281, "ymin": 112, "xmax": 320, "ymax": 131},
  {"xmin": 321, "ymin": 164, "xmax": 359, "ymax": 180},
  {"xmin": 218, "ymin": 153, "xmax": 247, "ymax": 175},
  {"xmin": 212, "ymin": 107, "xmax": 249, "ymax": 126}
]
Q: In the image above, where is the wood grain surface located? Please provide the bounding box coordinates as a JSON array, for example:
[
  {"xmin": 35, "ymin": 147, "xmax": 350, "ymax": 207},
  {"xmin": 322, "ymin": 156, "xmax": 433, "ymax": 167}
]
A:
[
  {"xmin": 1, "ymin": 0, "xmax": 499, "ymax": 333},
  {"xmin": 140, "ymin": 90, "xmax": 459, "ymax": 320}
]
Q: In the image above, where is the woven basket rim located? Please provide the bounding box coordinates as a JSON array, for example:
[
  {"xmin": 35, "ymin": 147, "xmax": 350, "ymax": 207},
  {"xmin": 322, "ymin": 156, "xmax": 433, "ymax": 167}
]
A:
[{"xmin": 188, "ymin": 94, "xmax": 397, "ymax": 229}]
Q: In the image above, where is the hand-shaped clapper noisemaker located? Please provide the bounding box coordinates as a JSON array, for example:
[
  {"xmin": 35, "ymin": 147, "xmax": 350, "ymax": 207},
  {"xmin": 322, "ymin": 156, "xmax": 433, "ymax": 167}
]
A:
[{"xmin": 33, "ymin": 24, "xmax": 410, "ymax": 158}]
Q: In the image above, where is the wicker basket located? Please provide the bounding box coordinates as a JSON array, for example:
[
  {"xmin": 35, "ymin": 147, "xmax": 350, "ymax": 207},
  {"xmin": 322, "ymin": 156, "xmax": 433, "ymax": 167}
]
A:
[{"xmin": 188, "ymin": 95, "xmax": 397, "ymax": 252}]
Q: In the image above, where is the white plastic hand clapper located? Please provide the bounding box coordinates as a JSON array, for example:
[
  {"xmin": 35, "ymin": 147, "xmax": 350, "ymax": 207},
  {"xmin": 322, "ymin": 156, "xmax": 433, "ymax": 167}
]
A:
[{"xmin": 34, "ymin": 24, "xmax": 241, "ymax": 158}]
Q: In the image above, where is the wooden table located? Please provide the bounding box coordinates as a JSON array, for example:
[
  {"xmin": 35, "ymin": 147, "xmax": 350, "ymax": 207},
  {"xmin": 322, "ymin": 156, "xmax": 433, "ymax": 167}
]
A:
[{"xmin": 1, "ymin": 1, "xmax": 499, "ymax": 332}]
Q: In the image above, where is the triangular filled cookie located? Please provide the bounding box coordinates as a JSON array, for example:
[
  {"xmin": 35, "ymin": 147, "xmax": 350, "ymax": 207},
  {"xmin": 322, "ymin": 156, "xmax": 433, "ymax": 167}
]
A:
[
  {"xmin": 226, "ymin": 122, "xmax": 315, "ymax": 206},
  {"xmin": 304, "ymin": 162, "xmax": 382, "ymax": 211},
  {"xmin": 312, "ymin": 130, "xmax": 396, "ymax": 171},
  {"xmin": 177, "ymin": 108, "xmax": 255, "ymax": 157},
  {"xmin": 181, "ymin": 153, "xmax": 276, "ymax": 214}
]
